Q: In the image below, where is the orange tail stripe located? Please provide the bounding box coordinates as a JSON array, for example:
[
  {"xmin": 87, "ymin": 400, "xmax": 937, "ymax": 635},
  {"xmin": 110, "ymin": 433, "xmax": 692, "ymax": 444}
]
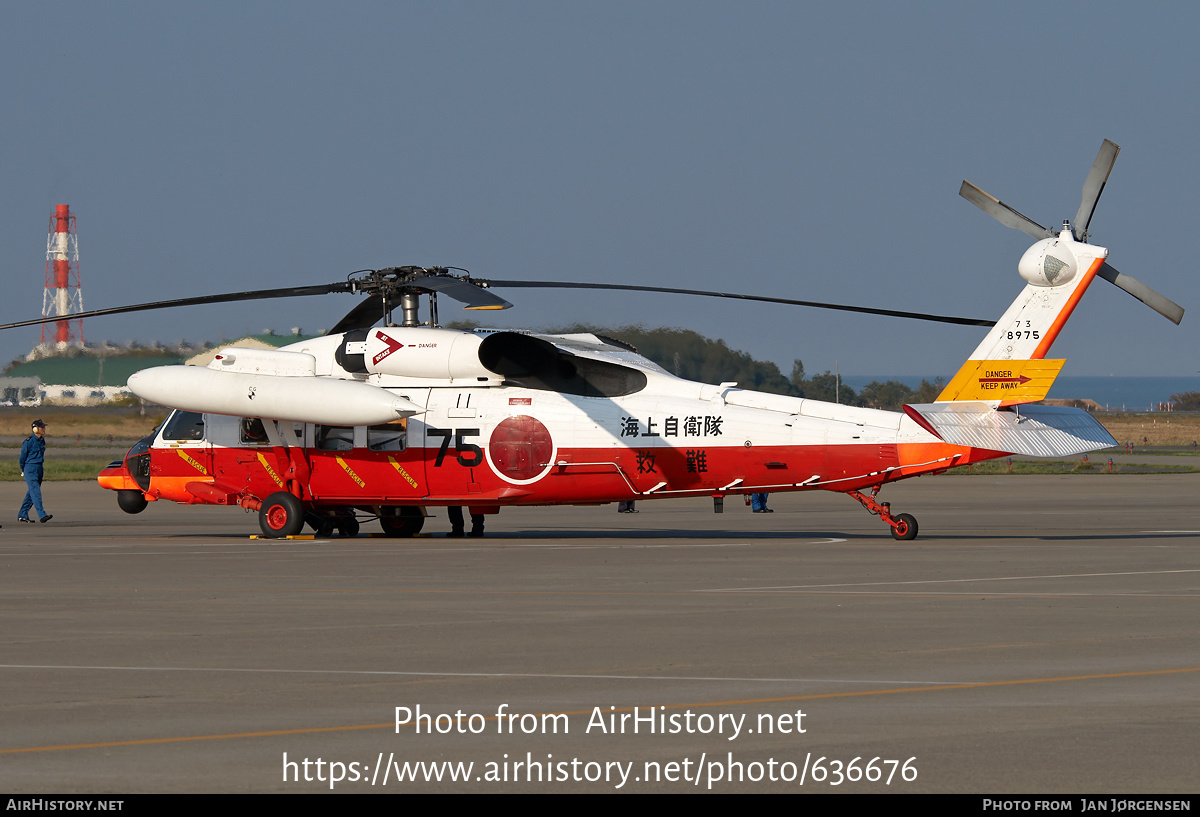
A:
[{"xmin": 1030, "ymin": 257, "xmax": 1105, "ymax": 359}]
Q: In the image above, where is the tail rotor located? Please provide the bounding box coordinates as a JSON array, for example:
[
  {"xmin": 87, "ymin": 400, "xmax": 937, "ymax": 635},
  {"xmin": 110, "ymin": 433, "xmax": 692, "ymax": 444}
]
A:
[{"xmin": 961, "ymin": 139, "xmax": 1184, "ymax": 325}]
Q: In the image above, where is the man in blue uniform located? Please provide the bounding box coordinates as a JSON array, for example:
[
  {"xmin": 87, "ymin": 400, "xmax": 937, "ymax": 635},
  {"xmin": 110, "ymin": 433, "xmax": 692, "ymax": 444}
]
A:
[
  {"xmin": 446, "ymin": 506, "xmax": 484, "ymax": 537},
  {"xmin": 18, "ymin": 419, "xmax": 51, "ymax": 523}
]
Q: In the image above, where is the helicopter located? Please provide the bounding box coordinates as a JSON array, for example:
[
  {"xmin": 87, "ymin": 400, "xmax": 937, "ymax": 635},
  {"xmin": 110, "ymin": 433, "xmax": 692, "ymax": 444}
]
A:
[{"xmin": 3, "ymin": 140, "xmax": 1183, "ymax": 540}]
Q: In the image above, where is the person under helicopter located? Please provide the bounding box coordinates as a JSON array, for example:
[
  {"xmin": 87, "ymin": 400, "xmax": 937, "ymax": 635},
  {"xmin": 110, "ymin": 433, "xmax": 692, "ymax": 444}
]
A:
[{"xmin": 447, "ymin": 506, "xmax": 484, "ymax": 537}]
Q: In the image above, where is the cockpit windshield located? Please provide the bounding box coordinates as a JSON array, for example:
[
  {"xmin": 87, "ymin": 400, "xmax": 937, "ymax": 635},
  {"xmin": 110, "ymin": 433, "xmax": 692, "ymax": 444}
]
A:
[{"xmin": 160, "ymin": 410, "xmax": 205, "ymax": 441}]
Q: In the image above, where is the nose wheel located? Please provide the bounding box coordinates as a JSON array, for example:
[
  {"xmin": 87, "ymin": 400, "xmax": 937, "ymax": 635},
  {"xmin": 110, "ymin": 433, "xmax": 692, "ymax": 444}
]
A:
[
  {"xmin": 260, "ymin": 491, "xmax": 305, "ymax": 538},
  {"xmin": 847, "ymin": 488, "xmax": 919, "ymax": 541}
]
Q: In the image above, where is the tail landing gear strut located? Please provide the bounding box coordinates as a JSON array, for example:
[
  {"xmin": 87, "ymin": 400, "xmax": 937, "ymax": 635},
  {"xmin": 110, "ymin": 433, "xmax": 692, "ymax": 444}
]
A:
[{"xmin": 847, "ymin": 486, "xmax": 918, "ymax": 541}]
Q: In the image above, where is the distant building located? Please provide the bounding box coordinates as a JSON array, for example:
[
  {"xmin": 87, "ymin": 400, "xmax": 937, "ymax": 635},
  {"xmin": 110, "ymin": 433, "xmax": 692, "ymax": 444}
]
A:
[
  {"xmin": 0, "ymin": 330, "xmax": 323, "ymax": 406},
  {"xmin": 184, "ymin": 330, "xmax": 322, "ymax": 366},
  {"xmin": 3, "ymin": 356, "xmax": 183, "ymax": 405},
  {"xmin": 0, "ymin": 377, "xmax": 42, "ymax": 406}
]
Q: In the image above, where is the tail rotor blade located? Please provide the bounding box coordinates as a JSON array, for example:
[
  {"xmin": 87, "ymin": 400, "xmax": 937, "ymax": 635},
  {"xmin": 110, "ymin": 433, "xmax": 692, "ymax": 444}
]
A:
[
  {"xmin": 959, "ymin": 181, "xmax": 1053, "ymax": 240},
  {"xmin": 1096, "ymin": 262, "xmax": 1184, "ymax": 325},
  {"xmin": 1074, "ymin": 139, "xmax": 1121, "ymax": 241}
]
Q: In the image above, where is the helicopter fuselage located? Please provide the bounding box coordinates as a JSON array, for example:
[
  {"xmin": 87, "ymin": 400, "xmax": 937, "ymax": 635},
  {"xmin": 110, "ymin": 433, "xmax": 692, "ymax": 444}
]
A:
[
  {"xmin": 80, "ymin": 139, "xmax": 1182, "ymax": 541},
  {"xmin": 100, "ymin": 326, "xmax": 1004, "ymax": 537}
]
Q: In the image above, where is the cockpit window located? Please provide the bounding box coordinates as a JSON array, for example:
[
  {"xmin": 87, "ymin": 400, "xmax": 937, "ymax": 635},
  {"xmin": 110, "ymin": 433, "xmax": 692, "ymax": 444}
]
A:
[{"xmin": 161, "ymin": 410, "xmax": 205, "ymax": 441}]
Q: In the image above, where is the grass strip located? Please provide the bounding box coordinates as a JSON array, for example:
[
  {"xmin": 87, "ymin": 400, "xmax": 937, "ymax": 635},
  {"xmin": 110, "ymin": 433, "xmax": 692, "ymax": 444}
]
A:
[{"xmin": 0, "ymin": 458, "xmax": 114, "ymax": 482}]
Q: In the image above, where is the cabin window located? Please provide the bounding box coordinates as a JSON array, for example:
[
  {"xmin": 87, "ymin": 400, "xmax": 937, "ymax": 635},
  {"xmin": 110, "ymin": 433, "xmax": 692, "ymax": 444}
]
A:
[
  {"xmin": 367, "ymin": 421, "xmax": 406, "ymax": 452},
  {"xmin": 161, "ymin": 410, "xmax": 205, "ymax": 441},
  {"xmin": 315, "ymin": 425, "xmax": 354, "ymax": 451},
  {"xmin": 240, "ymin": 418, "xmax": 269, "ymax": 445}
]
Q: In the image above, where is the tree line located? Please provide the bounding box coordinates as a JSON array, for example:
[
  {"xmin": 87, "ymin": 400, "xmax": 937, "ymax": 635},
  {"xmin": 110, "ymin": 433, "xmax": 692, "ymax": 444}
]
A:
[
  {"xmin": 551, "ymin": 325, "xmax": 945, "ymax": 410},
  {"xmin": 1169, "ymin": 392, "xmax": 1200, "ymax": 411}
]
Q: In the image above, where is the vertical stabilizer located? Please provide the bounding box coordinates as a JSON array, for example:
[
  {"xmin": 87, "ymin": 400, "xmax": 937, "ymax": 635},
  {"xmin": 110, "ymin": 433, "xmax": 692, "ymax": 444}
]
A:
[{"xmin": 937, "ymin": 229, "xmax": 1105, "ymax": 405}]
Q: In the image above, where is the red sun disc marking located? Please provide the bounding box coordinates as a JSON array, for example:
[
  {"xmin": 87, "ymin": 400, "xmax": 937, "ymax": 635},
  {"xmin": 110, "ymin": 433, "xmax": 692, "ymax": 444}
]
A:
[{"xmin": 489, "ymin": 415, "xmax": 553, "ymax": 482}]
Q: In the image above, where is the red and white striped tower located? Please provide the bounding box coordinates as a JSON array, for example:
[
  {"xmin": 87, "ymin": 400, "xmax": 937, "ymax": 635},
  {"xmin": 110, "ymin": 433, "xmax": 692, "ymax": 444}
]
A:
[{"xmin": 42, "ymin": 203, "xmax": 83, "ymax": 347}]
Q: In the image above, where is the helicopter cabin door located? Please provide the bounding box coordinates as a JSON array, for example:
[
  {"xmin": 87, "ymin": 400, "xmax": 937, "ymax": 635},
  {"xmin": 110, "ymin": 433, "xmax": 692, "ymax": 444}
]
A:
[
  {"xmin": 306, "ymin": 414, "xmax": 429, "ymax": 504},
  {"xmin": 148, "ymin": 410, "xmax": 214, "ymax": 502}
]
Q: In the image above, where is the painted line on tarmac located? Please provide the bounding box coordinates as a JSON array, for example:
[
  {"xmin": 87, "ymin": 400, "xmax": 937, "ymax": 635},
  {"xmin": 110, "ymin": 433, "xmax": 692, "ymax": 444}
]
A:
[
  {"xmin": 0, "ymin": 662, "xmax": 976, "ymax": 685},
  {"xmin": 700, "ymin": 567, "xmax": 1200, "ymax": 592},
  {"xmin": 739, "ymin": 591, "xmax": 1199, "ymax": 598},
  {"xmin": 507, "ymin": 539, "xmax": 845, "ymax": 549},
  {"xmin": 2, "ymin": 666, "xmax": 1197, "ymax": 755},
  {"xmin": 0, "ymin": 540, "xmax": 845, "ymax": 557}
]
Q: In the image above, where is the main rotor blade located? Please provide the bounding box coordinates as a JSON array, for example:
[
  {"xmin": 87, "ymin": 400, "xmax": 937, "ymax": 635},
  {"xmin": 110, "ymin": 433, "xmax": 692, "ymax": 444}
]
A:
[
  {"xmin": 481, "ymin": 280, "xmax": 995, "ymax": 327},
  {"xmin": 1074, "ymin": 139, "xmax": 1120, "ymax": 241},
  {"xmin": 959, "ymin": 180, "xmax": 1054, "ymax": 241},
  {"xmin": 0, "ymin": 283, "xmax": 354, "ymax": 332},
  {"xmin": 1096, "ymin": 262, "xmax": 1185, "ymax": 325},
  {"xmin": 409, "ymin": 275, "xmax": 513, "ymax": 310},
  {"xmin": 328, "ymin": 293, "xmax": 384, "ymax": 335}
]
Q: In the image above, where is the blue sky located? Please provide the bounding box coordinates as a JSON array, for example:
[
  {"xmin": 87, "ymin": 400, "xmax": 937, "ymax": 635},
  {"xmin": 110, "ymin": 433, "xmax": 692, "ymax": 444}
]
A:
[{"xmin": 1, "ymin": 2, "xmax": 1196, "ymax": 378}]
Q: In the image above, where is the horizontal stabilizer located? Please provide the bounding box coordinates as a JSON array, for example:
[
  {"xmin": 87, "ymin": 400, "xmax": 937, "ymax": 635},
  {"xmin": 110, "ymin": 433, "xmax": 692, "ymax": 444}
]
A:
[{"xmin": 903, "ymin": 402, "xmax": 1116, "ymax": 457}]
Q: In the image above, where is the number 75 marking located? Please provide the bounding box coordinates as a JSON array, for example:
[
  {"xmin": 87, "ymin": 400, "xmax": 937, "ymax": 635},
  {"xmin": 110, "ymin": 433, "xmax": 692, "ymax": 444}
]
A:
[{"xmin": 428, "ymin": 428, "xmax": 484, "ymax": 467}]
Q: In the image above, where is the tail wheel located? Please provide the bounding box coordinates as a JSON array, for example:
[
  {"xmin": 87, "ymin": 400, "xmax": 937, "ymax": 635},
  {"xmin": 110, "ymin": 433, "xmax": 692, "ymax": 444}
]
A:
[
  {"xmin": 260, "ymin": 491, "xmax": 304, "ymax": 538},
  {"xmin": 379, "ymin": 507, "xmax": 425, "ymax": 537},
  {"xmin": 890, "ymin": 513, "xmax": 919, "ymax": 541}
]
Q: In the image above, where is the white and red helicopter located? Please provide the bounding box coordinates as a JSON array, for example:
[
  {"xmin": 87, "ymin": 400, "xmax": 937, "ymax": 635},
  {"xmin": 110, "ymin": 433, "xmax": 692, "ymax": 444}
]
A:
[{"xmin": 4, "ymin": 140, "xmax": 1182, "ymax": 539}]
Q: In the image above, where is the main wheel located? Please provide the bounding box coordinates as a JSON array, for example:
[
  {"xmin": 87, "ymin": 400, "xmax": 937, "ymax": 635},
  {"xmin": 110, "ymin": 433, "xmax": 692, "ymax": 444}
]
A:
[
  {"xmin": 890, "ymin": 512, "xmax": 918, "ymax": 541},
  {"xmin": 379, "ymin": 507, "xmax": 425, "ymax": 537},
  {"xmin": 117, "ymin": 490, "xmax": 148, "ymax": 515},
  {"xmin": 259, "ymin": 491, "xmax": 305, "ymax": 538},
  {"xmin": 306, "ymin": 512, "xmax": 335, "ymax": 537},
  {"xmin": 337, "ymin": 516, "xmax": 360, "ymax": 538}
]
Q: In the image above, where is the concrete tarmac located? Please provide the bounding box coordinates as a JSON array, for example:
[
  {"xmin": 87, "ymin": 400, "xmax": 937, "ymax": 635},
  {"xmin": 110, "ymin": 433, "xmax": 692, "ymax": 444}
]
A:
[{"xmin": 1, "ymin": 475, "xmax": 1197, "ymax": 793}]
